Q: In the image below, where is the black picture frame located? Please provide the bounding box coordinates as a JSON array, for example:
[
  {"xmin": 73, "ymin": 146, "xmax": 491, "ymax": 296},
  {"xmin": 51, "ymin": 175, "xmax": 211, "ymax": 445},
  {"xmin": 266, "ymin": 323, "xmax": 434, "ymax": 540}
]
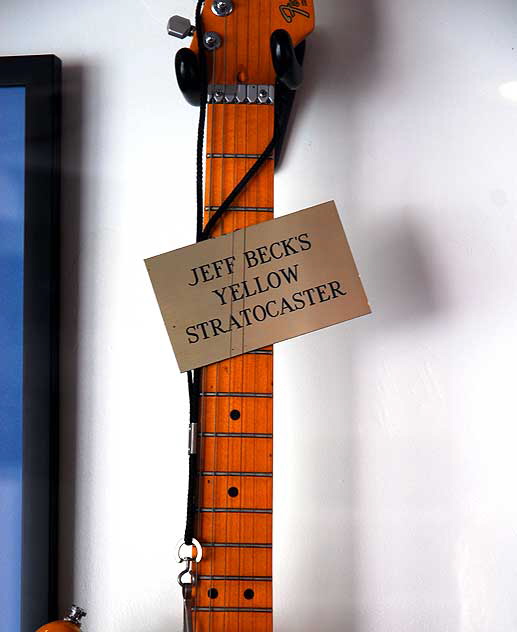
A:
[{"xmin": 0, "ymin": 55, "xmax": 61, "ymax": 631}]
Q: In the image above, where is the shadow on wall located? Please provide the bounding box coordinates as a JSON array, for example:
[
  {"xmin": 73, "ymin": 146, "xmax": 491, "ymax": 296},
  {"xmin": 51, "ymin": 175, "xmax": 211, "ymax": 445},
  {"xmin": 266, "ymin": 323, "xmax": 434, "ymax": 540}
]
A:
[
  {"xmin": 280, "ymin": 1, "xmax": 381, "ymax": 630},
  {"xmin": 281, "ymin": 1, "xmax": 457, "ymax": 631},
  {"xmin": 281, "ymin": 0, "xmax": 381, "ymax": 169},
  {"xmin": 58, "ymin": 62, "xmax": 85, "ymax": 615},
  {"xmin": 363, "ymin": 210, "xmax": 444, "ymax": 330}
]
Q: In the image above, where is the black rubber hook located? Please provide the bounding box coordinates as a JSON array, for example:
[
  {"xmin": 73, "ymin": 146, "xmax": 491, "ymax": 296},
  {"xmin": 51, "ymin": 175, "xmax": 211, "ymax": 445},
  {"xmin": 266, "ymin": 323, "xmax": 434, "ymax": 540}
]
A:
[
  {"xmin": 175, "ymin": 48, "xmax": 201, "ymax": 106},
  {"xmin": 270, "ymin": 29, "xmax": 304, "ymax": 91}
]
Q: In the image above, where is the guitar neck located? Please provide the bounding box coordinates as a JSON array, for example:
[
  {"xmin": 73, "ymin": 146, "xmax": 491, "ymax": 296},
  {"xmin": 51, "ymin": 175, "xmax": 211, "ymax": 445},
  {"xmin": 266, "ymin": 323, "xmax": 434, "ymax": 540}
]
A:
[{"xmin": 192, "ymin": 101, "xmax": 275, "ymax": 631}]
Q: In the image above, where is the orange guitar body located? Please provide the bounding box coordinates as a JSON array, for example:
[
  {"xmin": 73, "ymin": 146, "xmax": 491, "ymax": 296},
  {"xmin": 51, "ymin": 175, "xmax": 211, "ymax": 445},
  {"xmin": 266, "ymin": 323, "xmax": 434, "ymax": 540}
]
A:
[
  {"xmin": 35, "ymin": 606, "xmax": 86, "ymax": 632},
  {"xmin": 36, "ymin": 622, "xmax": 80, "ymax": 632}
]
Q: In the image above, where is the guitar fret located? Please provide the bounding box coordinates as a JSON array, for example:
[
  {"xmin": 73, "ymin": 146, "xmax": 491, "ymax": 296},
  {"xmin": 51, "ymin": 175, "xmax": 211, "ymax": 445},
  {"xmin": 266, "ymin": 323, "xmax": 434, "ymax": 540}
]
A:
[
  {"xmin": 198, "ymin": 575, "xmax": 272, "ymax": 581},
  {"xmin": 199, "ymin": 432, "xmax": 273, "ymax": 439},
  {"xmin": 200, "ymin": 392, "xmax": 272, "ymax": 398},
  {"xmin": 198, "ymin": 508, "xmax": 272, "ymax": 514},
  {"xmin": 199, "ymin": 472, "xmax": 272, "ymax": 477},
  {"xmin": 207, "ymin": 152, "xmax": 274, "ymax": 159},
  {"xmin": 193, "ymin": 607, "xmax": 273, "ymax": 613},
  {"xmin": 205, "ymin": 205, "xmax": 274, "ymax": 212},
  {"xmin": 202, "ymin": 543, "xmax": 272, "ymax": 549}
]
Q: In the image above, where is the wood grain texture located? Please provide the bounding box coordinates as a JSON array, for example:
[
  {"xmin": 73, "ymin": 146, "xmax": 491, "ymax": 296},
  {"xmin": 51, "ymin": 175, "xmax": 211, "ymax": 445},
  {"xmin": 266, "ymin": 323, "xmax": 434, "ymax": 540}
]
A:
[
  {"xmin": 192, "ymin": 612, "xmax": 272, "ymax": 632},
  {"xmin": 196, "ymin": 580, "xmax": 272, "ymax": 608},
  {"xmin": 192, "ymin": 102, "xmax": 275, "ymax": 630}
]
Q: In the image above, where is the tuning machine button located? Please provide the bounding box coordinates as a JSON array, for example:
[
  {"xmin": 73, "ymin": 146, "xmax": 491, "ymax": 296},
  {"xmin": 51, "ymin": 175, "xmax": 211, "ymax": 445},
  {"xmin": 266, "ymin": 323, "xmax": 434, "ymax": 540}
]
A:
[{"xmin": 167, "ymin": 15, "xmax": 195, "ymax": 39}]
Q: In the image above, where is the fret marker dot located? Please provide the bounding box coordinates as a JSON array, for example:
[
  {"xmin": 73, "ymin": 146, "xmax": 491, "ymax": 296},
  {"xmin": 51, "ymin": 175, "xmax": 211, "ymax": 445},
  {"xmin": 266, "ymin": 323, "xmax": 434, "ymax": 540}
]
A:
[
  {"xmin": 228, "ymin": 486, "xmax": 239, "ymax": 498},
  {"xmin": 244, "ymin": 588, "xmax": 255, "ymax": 600},
  {"xmin": 230, "ymin": 409, "xmax": 241, "ymax": 421},
  {"xmin": 208, "ymin": 588, "xmax": 218, "ymax": 599}
]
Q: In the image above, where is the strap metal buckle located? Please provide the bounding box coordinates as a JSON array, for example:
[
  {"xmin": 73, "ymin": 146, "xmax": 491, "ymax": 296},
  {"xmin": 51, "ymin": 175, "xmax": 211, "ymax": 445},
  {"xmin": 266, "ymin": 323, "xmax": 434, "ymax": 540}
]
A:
[{"xmin": 176, "ymin": 539, "xmax": 202, "ymax": 632}]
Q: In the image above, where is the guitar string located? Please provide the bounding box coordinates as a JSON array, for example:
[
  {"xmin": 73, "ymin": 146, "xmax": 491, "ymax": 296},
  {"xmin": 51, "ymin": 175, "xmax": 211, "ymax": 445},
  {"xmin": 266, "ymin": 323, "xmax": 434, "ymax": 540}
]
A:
[
  {"xmin": 241, "ymin": 6, "xmax": 252, "ymax": 627},
  {"xmin": 213, "ymin": 52, "xmax": 222, "ymax": 632},
  {"xmin": 255, "ymin": 7, "xmax": 263, "ymax": 627},
  {"xmin": 207, "ymin": 41, "xmax": 218, "ymax": 632},
  {"xmin": 237, "ymin": 7, "xmax": 249, "ymax": 629},
  {"xmin": 258, "ymin": 0, "xmax": 274, "ymax": 620},
  {"xmin": 251, "ymin": 15, "xmax": 258, "ymax": 627},
  {"xmin": 239, "ymin": 93, "xmax": 247, "ymax": 632},
  {"xmin": 263, "ymin": 7, "xmax": 272, "ymax": 620},
  {"xmin": 267, "ymin": 2, "xmax": 273, "ymax": 623},
  {"xmin": 221, "ymin": 12, "xmax": 230, "ymax": 631},
  {"xmin": 270, "ymin": 1, "xmax": 276, "ymax": 618},
  {"xmin": 251, "ymin": 9, "xmax": 257, "ymax": 629},
  {"xmin": 231, "ymin": 9, "xmax": 241, "ymax": 629}
]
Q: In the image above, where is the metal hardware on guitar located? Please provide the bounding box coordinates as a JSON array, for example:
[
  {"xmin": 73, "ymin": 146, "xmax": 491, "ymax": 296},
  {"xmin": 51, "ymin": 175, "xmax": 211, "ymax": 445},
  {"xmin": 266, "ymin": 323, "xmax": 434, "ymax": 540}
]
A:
[{"xmin": 35, "ymin": 605, "xmax": 87, "ymax": 632}]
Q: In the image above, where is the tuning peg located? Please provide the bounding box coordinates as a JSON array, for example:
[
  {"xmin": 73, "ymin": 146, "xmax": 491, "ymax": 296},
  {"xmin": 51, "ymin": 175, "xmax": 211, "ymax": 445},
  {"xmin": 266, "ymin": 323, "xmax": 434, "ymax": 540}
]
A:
[
  {"xmin": 35, "ymin": 605, "xmax": 87, "ymax": 632},
  {"xmin": 270, "ymin": 29, "xmax": 304, "ymax": 91},
  {"xmin": 168, "ymin": 15, "xmax": 195, "ymax": 39}
]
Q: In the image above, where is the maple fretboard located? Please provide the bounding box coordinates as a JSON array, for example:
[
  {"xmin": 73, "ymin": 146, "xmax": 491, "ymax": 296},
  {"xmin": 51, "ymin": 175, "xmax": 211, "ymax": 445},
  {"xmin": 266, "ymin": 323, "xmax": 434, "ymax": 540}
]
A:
[{"xmin": 192, "ymin": 101, "xmax": 275, "ymax": 631}]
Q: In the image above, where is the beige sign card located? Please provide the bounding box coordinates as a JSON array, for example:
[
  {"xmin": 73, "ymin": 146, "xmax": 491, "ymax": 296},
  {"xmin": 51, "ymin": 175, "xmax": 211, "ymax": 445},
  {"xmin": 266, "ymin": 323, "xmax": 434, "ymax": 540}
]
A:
[{"xmin": 145, "ymin": 201, "xmax": 371, "ymax": 372}]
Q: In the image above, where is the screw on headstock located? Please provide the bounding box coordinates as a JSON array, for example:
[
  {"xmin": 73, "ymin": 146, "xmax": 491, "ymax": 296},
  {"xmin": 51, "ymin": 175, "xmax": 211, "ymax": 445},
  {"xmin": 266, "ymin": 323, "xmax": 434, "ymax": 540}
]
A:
[
  {"xmin": 203, "ymin": 31, "xmax": 222, "ymax": 50},
  {"xmin": 212, "ymin": 0, "xmax": 233, "ymax": 16}
]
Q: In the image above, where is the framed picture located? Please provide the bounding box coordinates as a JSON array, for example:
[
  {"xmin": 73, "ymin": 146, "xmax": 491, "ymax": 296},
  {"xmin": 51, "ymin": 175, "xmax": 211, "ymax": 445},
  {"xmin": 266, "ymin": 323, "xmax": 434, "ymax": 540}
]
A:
[{"xmin": 0, "ymin": 55, "xmax": 61, "ymax": 631}]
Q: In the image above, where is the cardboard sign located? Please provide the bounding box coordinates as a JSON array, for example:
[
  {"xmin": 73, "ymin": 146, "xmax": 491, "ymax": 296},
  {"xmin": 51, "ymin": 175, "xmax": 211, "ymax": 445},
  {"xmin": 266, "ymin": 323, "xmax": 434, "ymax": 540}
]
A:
[{"xmin": 145, "ymin": 201, "xmax": 371, "ymax": 372}]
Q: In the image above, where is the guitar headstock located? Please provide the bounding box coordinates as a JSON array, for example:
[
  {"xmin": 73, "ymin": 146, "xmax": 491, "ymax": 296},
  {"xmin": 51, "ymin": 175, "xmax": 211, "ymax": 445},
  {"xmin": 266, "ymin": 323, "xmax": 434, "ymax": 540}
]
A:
[{"xmin": 171, "ymin": 0, "xmax": 314, "ymax": 88}]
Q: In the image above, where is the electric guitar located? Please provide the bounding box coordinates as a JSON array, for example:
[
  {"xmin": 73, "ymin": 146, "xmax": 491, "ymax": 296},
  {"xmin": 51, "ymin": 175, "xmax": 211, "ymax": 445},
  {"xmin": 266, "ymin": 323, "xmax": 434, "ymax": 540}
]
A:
[{"xmin": 169, "ymin": 2, "xmax": 315, "ymax": 631}]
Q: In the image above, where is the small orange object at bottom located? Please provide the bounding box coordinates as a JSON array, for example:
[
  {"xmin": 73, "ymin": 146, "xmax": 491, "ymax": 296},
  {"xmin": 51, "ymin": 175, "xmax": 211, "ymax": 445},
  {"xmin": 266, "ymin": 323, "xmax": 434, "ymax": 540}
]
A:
[{"xmin": 36, "ymin": 622, "xmax": 80, "ymax": 632}]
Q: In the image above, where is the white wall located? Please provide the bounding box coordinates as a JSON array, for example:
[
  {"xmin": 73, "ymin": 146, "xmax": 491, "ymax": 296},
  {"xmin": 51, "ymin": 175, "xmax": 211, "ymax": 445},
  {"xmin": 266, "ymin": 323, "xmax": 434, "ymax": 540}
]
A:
[{"xmin": 2, "ymin": 0, "xmax": 517, "ymax": 629}]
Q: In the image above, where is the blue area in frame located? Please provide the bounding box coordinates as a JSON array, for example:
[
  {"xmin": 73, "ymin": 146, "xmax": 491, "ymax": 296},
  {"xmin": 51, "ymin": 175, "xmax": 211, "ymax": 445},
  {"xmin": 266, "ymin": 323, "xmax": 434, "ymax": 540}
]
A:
[{"xmin": 0, "ymin": 86, "xmax": 26, "ymax": 631}]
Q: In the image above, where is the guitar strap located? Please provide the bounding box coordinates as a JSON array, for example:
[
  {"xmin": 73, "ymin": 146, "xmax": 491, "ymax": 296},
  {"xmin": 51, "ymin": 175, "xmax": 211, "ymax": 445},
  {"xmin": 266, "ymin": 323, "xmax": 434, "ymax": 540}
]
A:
[{"xmin": 182, "ymin": 3, "xmax": 282, "ymax": 550}]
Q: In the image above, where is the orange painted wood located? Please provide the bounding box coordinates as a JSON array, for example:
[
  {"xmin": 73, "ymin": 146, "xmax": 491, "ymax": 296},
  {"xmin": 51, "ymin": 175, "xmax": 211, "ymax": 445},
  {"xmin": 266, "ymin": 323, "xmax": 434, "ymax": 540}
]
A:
[
  {"xmin": 205, "ymin": 103, "xmax": 275, "ymax": 238},
  {"xmin": 192, "ymin": 0, "xmax": 315, "ymax": 86},
  {"xmin": 200, "ymin": 397, "xmax": 272, "ymax": 434},
  {"xmin": 196, "ymin": 545, "xmax": 272, "ymax": 577},
  {"xmin": 196, "ymin": 579, "xmax": 272, "ymax": 608},
  {"xmin": 192, "ymin": 611, "xmax": 272, "ymax": 632},
  {"xmin": 200, "ymin": 436, "xmax": 273, "ymax": 473},
  {"xmin": 199, "ymin": 476, "xmax": 272, "ymax": 508},
  {"xmin": 202, "ymin": 354, "xmax": 273, "ymax": 394},
  {"xmin": 197, "ymin": 513, "xmax": 272, "ymax": 544}
]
